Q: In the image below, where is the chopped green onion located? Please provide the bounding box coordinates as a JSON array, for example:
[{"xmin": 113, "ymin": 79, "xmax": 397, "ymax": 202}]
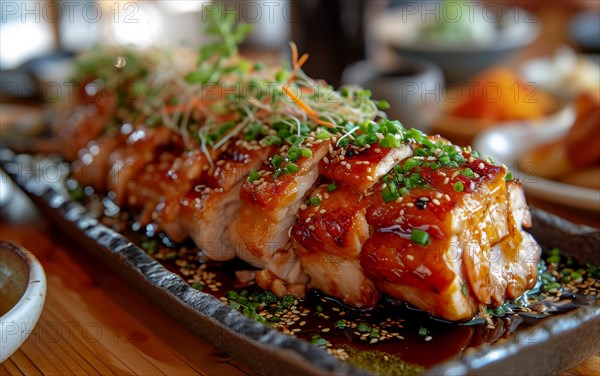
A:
[
  {"xmin": 380, "ymin": 133, "xmax": 400, "ymax": 148},
  {"xmin": 286, "ymin": 163, "xmax": 298, "ymax": 173},
  {"xmin": 505, "ymin": 171, "xmax": 514, "ymax": 181},
  {"xmin": 358, "ymin": 323, "xmax": 371, "ymax": 333},
  {"xmin": 418, "ymin": 327, "xmax": 428, "ymax": 336},
  {"xmin": 327, "ymin": 183, "xmax": 337, "ymax": 192},
  {"xmin": 275, "ymin": 70, "xmax": 288, "ymax": 82},
  {"xmin": 335, "ymin": 320, "xmax": 347, "ymax": 329},
  {"xmin": 460, "ymin": 168, "xmax": 475, "ymax": 178},
  {"xmin": 382, "ymin": 184, "xmax": 400, "ymax": 203},
  {"xmin": 316, "ymin": 129, "xmax": 331, "ymax": 140},
  {"xmin": 301, "ymin": 148, "xmax": 312, "ymax": 157},
  {"xmin": 461, "ymin": 283, "xmax": 468, "ymax": 297},
  {"xmin": 411, "ymin": 229, "xmax": 430, "ymax": 246},
  {"xmin": 281, "ymin": 295, "xmax": 295, "ymax": 308},
  {"xmin": 287, "ymin": 146, "xmax": 301, "ymax": 162},
  {"xmin": 311, "ymin": 335, "xmax": 327, "ymax": 346},
  {"xmin": 307, "ymin": 196, "xmax": 321, "ymax": 206},
  {"xmin": 401, "ymin": 158, "xmax": 421, "ymax": 173},
  {"xmin": 247, "ymin": 170, "xmax": 260, "ymax": 183},
  {"xmin": 376, "ymin": 100, "xmax": 390, "ymax": 110},
  {"xmin": 271, "ymin": 155, "xmax": 284, "ymax": 167},
  {"xmin": 453, "ymin": 181, "xmax": 464, "ymax": 192}
]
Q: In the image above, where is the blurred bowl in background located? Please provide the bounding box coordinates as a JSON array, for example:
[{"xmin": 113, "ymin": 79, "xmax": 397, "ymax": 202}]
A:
[
  {"xmin": 521, "ymin": 47, "xmax": 600, "ymax": 101},
  {"xmin": 433, "ymin": 98, "xmax": 575, "ymax": 146},
  {"xmin": 0, "ymin": 241, "xmax": 46, "ymax": 362},
  {"xmin": 342, "ymin": 57, "xmax": 444, "ymax": 132},
  {"xmin": 474, "ymin": 117, "xmax": 599, "ymax": 212},
  {"xmin": 372, "ymin": 6, "xmax": 540, "ymax": 84}
]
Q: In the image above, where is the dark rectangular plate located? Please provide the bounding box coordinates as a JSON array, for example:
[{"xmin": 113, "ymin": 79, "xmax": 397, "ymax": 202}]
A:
[{"xmin": 2, "ymin": 149, "xmax": 599, "ymax": 376}]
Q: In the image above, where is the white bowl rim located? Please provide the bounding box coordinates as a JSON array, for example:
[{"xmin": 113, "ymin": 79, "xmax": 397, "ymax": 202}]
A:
[
  {"xmin": 379, "ymin": 7, "xmax": 540, "ymax": 53},
  {"xmin": 0, "ymin": 241, "xmax": 47, "ymax": 362}
]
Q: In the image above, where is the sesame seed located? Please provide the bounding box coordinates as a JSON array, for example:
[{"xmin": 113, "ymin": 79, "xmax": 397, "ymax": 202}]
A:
[
  {"xmin": 366, "ymin": 176, "xmax": 373, "ymax": 181},
  {"xmin": 425, "ymin": 336, "xmax": 432, "ymax": 341},
  {"xmin": 323, "ymin": 157, "xmax": 329, "ymax": 164},
  {"xmin": 346, "ymin": 164, "xmax": 351, "ymax": 170},
  {"xmin": 432, "ymin": 199, "xmax": 441, "ymax": 206},
  {"xmin": 309, "ymin": 225, "xmax": 316, "ymax": 230},
  {"xmin": 443, "ymin": 177, "xmax": 449, "ymax": 185},
  {"xmin": 444, "ymin": 194, "xmax": 451, "ymax": 201},
  {"xmin": 319, "ymin": 209, "xmax": 326, "ymax": 214},
  {"xmin": 374, "ymin": 148, "xmax": 381, "ymax": 153},
  {"xmin": 406, "ymin": 203, "xmax": 414, "ymax": 207},
  {"xmin": 300, "ymin": 204, "xmax": 308, "ymax": 210},
  {"xmin": 406, "ymin": 254, "xmax": 414, "ymax": 261},
  {"xmin": 305, "ymin": 217, "xmax": 312, "ymax": 223},
  {"xmin": 478, "ymin": 162, "xmax": 484, "ymax": 169}
]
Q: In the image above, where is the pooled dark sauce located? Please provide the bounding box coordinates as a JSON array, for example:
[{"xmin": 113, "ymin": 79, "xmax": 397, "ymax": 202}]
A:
[{"xmin": 78, "ymin": 186, "xmax": 598, "ymax": 374}]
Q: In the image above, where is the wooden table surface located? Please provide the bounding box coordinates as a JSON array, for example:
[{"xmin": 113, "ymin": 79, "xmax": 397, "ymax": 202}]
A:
[
  {"xmin": 0, "ymin": 184, "xmax": 253, "ymax": 376},
  {"xmin": 1, "ymin": 166, "xmax": 598, "ymax": 375}
]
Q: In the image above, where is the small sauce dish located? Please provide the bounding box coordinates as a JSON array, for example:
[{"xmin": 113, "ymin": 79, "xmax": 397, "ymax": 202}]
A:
[{"xmin": 0, "ymin": 240, "xmax": 46, "ymax": 362}]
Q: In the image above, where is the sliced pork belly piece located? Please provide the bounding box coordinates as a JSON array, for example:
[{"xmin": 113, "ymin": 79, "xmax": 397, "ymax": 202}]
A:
[
  {"xmin": 179, "ymin": 140, "xmax": 272, "ymax": 260},
  {"xmin": 291, "ymin": 185, "xmax": 379, "ymax": 308},
  {"xmin": 153, "ymin": 148, "xmax": 224, "ymax": 242},
  {"xmin": 156, "ymin": 138, "xmax": 271, "ymax": 260},
  {"xmin": 361, "ymin": 150, "xmax": 539, "ymax": 321},
  {"xmin": 106, "ymin": 126, "xmax": 178, "ymax": 206},
  {"xmin": 232, "ymin": 141, "xmax": 330, "ymax": 294},
  {"xmin": 72, "ymin": 130, "xmax": 129, "ymax": 191},
  {"xmin": 34, "ymin": 83, "xmax": 117, "ymax": 161},
  {"xmin": 487, "ymin": 181, "xmax": 540, "ymax": 303},
  {"xmin": 319, "ymin": 140, "xmax": 413, "ymax": 192}
]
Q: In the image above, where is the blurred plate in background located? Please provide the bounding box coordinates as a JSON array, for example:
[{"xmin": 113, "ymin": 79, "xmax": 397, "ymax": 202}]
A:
[{"xmin": 474, "ymin": 123, "xmax": 600, "ymax": 213}]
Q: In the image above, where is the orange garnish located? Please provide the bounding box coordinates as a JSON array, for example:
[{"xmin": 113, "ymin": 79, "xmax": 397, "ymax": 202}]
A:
[{"xmin": 281, "ymin": 85, "xmax": 335, "ymax": 128}]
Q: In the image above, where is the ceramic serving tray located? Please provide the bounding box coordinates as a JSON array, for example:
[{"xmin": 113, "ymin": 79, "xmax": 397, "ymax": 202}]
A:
[{"xmin": 1, "ymin": 149, "xmax": 599, "ymax": 376}]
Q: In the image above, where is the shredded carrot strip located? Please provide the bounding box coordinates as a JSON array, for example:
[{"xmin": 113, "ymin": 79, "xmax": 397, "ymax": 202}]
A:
[
  {"xmin": 282, "ymin": 44, "xmax": 335, "ymax": 128},
  {"xmin": 282, "ymin": 85, "xmax": 317, "ymax": 117},
  {"xmin": 287, "ymin": 42, "xmax": 309, "ymax": 83},
  {"xmin": 290, "ymin": 42, "xmax": 298, "ymax": 69}
]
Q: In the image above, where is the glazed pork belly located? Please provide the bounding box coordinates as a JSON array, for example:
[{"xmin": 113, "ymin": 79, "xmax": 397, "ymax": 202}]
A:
[
  {"xmin": 319, "ymin": 140, "xmax": 413, "ymax": 192},
  {"xmin": 288, "ymin": 139, "xmax": 414, "ymax": 306},
  {"xmin": 360, "ymin": 147, "xmax": 540, "ymax": 321},
  {"xmin": 157, "ymin": 138, "xmax": 272, "ymax": 261},
  {"xmin": 34, "ymin": 83, "xmax": 117, "ymax": 161},
  {"xmin": 231, "ymin": 140, "xmax": 330, "ymax": 296},
  {"xmin": 104, "ymin": 126, "xmax": 183, "ymax": 223},
  {"xmin": 291, "ymin": 185, "xmax": 379, "ymax": 308}
]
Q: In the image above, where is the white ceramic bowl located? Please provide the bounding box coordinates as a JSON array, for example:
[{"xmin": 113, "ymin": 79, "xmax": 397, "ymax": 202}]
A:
[
  {"xmin": 0, "ymin": 241, "xmax": 46, "ymax": 362},
  {"xmin": 372, "ymin": 6, "xmax": 540, "ymax": 84},
  {"xmin": 433, "ymin": 99, "xmax": 575, "ymax": 145}
]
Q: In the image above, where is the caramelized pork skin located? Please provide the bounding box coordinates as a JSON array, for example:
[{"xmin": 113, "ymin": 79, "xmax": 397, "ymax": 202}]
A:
[
  {"xmin": 292, "ymin": 185, "xmax": 379, "ymax": 308},
  {"xmin": 65, "ymin": 110, "xmax": 539, "ymax": 320},
  {"xmin": 360, "ymin": 154, "xmax": 540, "ymax": 320},
  {"xmin": 35, "ymin": 82, "xmax": 117, "ymax": 161}
]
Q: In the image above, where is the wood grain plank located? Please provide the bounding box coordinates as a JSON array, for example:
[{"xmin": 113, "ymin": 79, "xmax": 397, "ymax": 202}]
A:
[
  {"xmin": 26, "ymin": 339, "xmax": 78, "ymax": 375},
  {"xmin": 0, "ymin": 360, "xmax": 24, "ymax": 376},
  {"xmin": 44, "ymin": 279, "xmax": 165, "ymax": 374},
  {"xmin": 41, "ymin": 306, "xmax": 111, "ymax": 376},
  {"xmin": 8, "ymin": 349, "xmax": 44, "ymax": 376},
  {"xmin": 42, "ymin": 299, "xmax": 137, "ymax": 375}
]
